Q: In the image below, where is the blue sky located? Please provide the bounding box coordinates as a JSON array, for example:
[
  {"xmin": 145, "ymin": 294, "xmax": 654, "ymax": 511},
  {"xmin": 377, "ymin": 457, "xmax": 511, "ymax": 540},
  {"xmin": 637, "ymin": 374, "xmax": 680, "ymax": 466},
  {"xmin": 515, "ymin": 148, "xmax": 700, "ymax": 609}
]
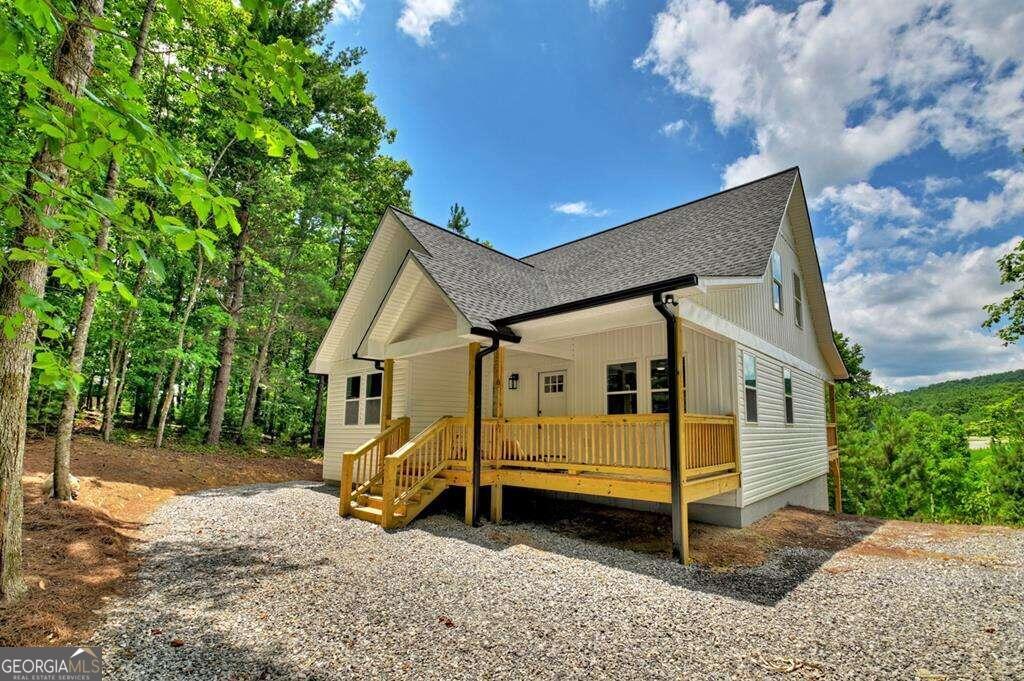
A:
[{"xmin": 327, "ymin": 0, "xmax": 1024, "ymax": 390}]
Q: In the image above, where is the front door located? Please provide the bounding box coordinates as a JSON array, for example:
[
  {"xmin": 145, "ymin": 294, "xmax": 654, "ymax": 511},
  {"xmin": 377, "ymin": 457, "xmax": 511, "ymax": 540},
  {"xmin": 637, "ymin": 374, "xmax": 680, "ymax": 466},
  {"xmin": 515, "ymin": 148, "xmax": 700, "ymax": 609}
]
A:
[{"xmin": 537, "ymin": 370, "xmax": 567, "ymax": 417}]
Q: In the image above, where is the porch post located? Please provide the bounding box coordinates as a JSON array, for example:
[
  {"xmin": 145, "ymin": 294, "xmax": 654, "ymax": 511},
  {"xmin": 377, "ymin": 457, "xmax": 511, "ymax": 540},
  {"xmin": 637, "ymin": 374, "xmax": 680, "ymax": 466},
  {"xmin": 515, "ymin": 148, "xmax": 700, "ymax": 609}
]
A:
[
  {"xmin": 465, "ymin": 342, "xmax": 480, "ymax": 525},
  {"xmin": 490, "ymin": 347, "xmax": 505, "ymax": 523},
  {"xmin": 675, "ymin": 314, "xmax": 690, "ymax": 564},
  {"xmin": 381, "ymin": 358, "xmax": 394, "ymax": 431}
]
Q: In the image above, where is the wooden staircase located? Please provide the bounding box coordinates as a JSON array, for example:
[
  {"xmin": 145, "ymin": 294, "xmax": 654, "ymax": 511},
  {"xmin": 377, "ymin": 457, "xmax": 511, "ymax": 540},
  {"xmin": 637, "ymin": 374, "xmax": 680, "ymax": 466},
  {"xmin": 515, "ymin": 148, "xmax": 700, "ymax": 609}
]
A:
[
  {"xmin": 348, "ymin": 477, "xmax": 448, "ymax": 527},
  {"xmin": 340, "ymin": 416, "xmax": 462, "ymax": 529}
]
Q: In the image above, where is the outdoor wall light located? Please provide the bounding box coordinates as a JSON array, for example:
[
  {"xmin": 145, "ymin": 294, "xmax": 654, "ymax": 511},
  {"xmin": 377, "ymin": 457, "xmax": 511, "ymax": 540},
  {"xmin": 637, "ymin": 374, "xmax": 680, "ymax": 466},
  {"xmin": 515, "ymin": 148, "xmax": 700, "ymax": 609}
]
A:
[{"xmin": 508, "ymin": 373, "xmax": 519, "ymax": 390}]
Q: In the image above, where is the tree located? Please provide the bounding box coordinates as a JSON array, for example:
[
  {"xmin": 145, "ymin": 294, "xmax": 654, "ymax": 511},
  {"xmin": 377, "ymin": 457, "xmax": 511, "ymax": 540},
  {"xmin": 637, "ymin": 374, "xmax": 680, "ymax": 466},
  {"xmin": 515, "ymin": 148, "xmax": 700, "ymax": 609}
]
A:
[
  {"xmin": 983, "ymin": 238, "xmax": 1024, "ymax": 345},
  {"xmin": 447, "ymin": 202, "xmax": 470, "ymax": 235}
]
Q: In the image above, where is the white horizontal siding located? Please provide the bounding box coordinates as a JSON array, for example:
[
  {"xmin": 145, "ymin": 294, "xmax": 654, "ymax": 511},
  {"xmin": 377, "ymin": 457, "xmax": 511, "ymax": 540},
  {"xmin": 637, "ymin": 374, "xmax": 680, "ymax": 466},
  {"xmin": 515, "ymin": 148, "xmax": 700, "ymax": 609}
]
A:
[
  {"xmin": 322, "ymin": 358, "xmax": 409, "ymax": 482},
  {"xmin": 736, "ymin": 344, "xmax": 828, "ymax": 506}
]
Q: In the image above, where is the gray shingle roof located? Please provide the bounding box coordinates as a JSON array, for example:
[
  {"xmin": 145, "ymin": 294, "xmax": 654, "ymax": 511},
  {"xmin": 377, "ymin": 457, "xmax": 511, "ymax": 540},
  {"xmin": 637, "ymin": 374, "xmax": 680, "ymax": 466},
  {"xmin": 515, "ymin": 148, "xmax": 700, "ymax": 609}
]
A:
[{"xmin": 391, "ymin": 167, "xmax": 798, "ymax": 329}]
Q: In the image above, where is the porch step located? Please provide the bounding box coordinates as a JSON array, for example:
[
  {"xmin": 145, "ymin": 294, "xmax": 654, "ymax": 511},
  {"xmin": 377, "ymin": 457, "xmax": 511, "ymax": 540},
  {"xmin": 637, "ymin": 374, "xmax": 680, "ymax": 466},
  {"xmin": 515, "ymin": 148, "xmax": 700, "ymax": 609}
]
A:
[{"xmin": 347, "ymin": 480, "xmax": 448, "ymax": 528}]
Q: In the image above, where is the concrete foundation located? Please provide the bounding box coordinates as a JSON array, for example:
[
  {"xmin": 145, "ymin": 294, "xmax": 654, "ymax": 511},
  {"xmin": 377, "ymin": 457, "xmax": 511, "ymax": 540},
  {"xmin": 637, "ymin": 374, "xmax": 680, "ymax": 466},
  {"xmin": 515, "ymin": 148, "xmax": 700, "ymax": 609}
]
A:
[{"xmin": 689, "ymin": 474, "xmax": 828, "ymax": 528}]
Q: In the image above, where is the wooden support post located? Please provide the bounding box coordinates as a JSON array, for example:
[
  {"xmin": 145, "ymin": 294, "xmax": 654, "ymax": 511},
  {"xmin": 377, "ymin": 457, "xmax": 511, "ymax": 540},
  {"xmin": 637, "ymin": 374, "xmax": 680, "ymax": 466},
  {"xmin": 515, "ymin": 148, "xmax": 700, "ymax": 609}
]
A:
[
  {"xmin": 490, "ymin": 482, "xmax": 503, "ymax": 523},
  {"xmin": 381, "ymin": 358, "xmax": 394, "ymax": 431},
  {"xmin": 675, "ymin": 315, "xmax": 691, "ymax": 564},
  {"xmin": 465, "ymin": 342, "xmax": 480, "ymax": 526},
  {"xmin": 830, "ymin": 457, "xmax": 843, "ymax": 514},
  {"xmin": 339, "ymin": 452, "xmax": 354, "ymax": 517},
  {"xmin": 492, "ymin": 347, "xmax": 505, "ymax": 419}
]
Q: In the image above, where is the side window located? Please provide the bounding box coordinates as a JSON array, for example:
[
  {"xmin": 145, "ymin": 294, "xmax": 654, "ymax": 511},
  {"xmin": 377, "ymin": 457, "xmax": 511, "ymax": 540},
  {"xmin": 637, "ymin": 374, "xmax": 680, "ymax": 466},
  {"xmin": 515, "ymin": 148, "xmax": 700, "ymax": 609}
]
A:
[
  {"xmin": 364, "ymin": 372, "xmax": 383, "ymax": 425},
  {"xmin": 650, "ymin": 358, "xmax": 685, "ymax": 414},
  {"xmin": 344, "ymin": 376, "xmax": 361, "ymax": 426},
  {"xmin": 606, "ymin": 362, "xmax": 637, "ymax": 415},
  {"xmin": 783, "ymin": 367, "xmax": 794, "ymax": 424},
  {"xmin": 743, "ymin": 353, "xmax": 758, "ymax": 423},
  {"xmin": 542, "ymin": 374, "xmax": 564, "ymax": 393},
  {"xmin": 793, "ymin": 272, "xmax": 803, "ymax": 328},
  {"xmin": 771, "ymin": 250, "xmax": 783, "ymax": 313}
]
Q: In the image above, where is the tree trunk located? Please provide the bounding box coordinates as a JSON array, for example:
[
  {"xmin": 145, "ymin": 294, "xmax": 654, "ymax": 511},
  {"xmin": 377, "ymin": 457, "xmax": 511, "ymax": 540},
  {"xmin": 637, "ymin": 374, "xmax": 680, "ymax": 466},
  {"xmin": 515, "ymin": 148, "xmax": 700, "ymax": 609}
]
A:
[
  {"xmin": 0, "ymin": 0, "xmax": 104, "ymax": 603},
  {"xmin": 311, "ymin": 374, "xmax": 326, "ymax": 449},
  {"xmin": 206, "ymin": 206, "xmax": 250, "ymax": 445},
  {"xmin": 156, "ymin": 255, "xmax": 204, "ymax": 448},
  {"xmin": 144, "ymin": 363, "xmax": 166, "ymax": 430},
  {"xmin": 101, "ymin": 264, "xmax": 147, "ymax": 440},
  {"xmin": 238, "ymin": 293, "xmax": 282, "ymax": 439},
  {"xmin": 51, "ymin": 0, "xmax": 157, "ymax": 499}
]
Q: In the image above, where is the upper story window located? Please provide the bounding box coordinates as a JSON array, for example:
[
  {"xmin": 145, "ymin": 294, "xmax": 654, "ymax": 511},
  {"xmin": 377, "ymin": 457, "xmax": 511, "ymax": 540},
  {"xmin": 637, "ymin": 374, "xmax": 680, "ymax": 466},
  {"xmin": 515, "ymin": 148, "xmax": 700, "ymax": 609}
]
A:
[
  {"xmin": 743, "ymin": 353, "xmax": 758, "ymax": 423},
  {"xmin": 770, "ymin": 250, "xmax": 783, "ymax": 313},
  {"xmin": 606, "ymin": 362, "xmax": 637, "ymax": 414},
  {"xmin": 783, "ymin": 367, "xmax": 794, "ymax": 424},
  {"xmin": 650, "ymin": 357, "xmax": 685, "ymax": 414},
  {"xmin": 793, "ymin": 272, "xmax": 803, "ymax": 328},
  {"xmin": 344, "ymin": 376, "xmax": 361, "ymax": 425}
]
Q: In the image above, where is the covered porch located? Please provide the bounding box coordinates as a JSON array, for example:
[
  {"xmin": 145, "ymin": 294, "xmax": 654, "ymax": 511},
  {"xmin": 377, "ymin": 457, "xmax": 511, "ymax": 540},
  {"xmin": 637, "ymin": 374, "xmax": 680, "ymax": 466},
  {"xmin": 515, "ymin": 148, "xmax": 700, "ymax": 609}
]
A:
[{"xmin": 340, "ymin": 287, "xmax": 742, "ymax": 563}]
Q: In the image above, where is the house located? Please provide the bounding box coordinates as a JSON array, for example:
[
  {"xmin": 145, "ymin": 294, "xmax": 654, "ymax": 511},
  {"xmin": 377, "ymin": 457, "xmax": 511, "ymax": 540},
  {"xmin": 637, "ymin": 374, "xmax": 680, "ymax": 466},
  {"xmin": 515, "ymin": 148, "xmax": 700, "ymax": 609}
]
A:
[{"xmin": 309, "ymin": 167, "xmax": 847, "ymax": 563}]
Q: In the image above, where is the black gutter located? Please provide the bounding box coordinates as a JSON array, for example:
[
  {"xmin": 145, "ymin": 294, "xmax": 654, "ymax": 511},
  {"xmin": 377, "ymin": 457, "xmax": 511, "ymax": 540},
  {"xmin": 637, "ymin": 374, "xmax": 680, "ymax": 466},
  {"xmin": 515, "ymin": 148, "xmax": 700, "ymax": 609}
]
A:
[
  {"xmin": 471, "ymin": 337, "xmax": 500, "ymax": 526},
  {"xmin": 493, "ymin": 274, "xmax": 699, "ymax": 326},
  {"xmin": 351, "ymin": 353, "xmax": 385, "ymax": 371},
  {"xmin": 653, "ymin": 291, "xmax": 685, "ymax": 563}
]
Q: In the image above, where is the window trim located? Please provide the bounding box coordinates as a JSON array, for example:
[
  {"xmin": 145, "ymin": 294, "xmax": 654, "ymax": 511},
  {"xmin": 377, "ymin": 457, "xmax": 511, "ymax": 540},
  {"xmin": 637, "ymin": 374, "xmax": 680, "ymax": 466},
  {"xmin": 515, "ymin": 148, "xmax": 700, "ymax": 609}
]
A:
[
  {"xmin": 793, "ymin": 271, "xmax": 803, "ymax": 328},
  {"xmin": 342, "ymin": 371, "xmax": 384, "ymax": 427},
  {"xmin": 364, "ymin": 371, "xmax": 383, "ymax": 426},
  {"xmin": 649, "ymin": 355, "xmax": 686, "ymax": 414},
  {"xmin": 783, "ymin": 367, "xmax": 794, "ymax": 425},
  {"xmin": 743, "ymin": 352, "xmax": 758, "ymax": 423},
  {"xmin": 344, "ymin": 375, "xmax": 361, "ymax": 426},
  {"xmin": 605, "ymin": 359, "xmax": 639, "ymax": 415},
  {"xmin": 770, "ymin": 250, "xmax": 784, "ymax": 314}
]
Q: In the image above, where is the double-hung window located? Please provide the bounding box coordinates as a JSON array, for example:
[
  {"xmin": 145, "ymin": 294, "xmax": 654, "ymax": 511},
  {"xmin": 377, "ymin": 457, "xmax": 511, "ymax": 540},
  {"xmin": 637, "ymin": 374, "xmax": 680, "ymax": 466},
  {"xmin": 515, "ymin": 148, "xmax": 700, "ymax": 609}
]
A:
[
  {"xmin": 793, "ymin": 272, "xmax": 803, "ymax": 328},
  {"xmin": 783, "ymin": 367, "xmax": 794, "ymax": 424},
  {"xmin": 344, "ymin": 376, "xmax": 361, "ymax": 425},
  {"xmin": 650, "ymin": 358, "xmax": 685, "ymax": 414},
  {"xmin": 743, "ymin": 353, "xmax": 758, "ymax": 423},
  {"xmin": 364, "ymin": 373, "xmax": 383, "ymax": 425},
  {"xmin": 771, "ymin": 250, "xmax": 783, "ymax": 313},
  {"xmin": 606, "ymin": 362, "xmax": 637, "ymax": 415}
]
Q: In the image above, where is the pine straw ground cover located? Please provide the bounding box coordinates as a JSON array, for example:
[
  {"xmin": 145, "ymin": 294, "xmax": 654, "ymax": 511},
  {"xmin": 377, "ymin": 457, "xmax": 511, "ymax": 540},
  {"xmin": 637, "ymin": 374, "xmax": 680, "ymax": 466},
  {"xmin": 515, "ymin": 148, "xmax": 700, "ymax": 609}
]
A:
[{"xmin": 0, "ymin": 434, "xmax": 321, "ymax": 647}]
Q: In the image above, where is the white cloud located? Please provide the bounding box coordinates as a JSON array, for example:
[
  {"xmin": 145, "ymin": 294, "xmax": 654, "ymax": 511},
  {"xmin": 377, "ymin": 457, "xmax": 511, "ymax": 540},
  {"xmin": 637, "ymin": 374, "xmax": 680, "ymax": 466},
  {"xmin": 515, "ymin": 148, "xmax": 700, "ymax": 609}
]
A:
[
  {"xmin": 826, "ymin": 238, "xmax": 1024, "ymax": 390},
  {"xmin": 660, "ymin": 118, "xmax": 696, "ymax": 140},
  {"xmin": 920, "ymin": 176, "xmax": 961, "ymax": 195},
  {"xmin": 397, "ymin": 0, "xmax": 461, "ymax": 46},
  {"xmin": 551, "ymin": 201, "xmax": 609, "ymax": 217},
  {"xmin": 331, "ymin": 0, "xmax": 364, "ymax": 23},
  {"xmin": 636, "ymin": 0, "xmax": 1024, "ymax": 196},
  {"xmin": 813, "ymin": 182, "xmax": 930, "ymax": 253},
  {"xmin": 588, "ymin": 0, "xmax": 614, "ymax": 9},
  {"xmin": 948, "ymin": 168, "xmax": 1024, "ymax": 234}
]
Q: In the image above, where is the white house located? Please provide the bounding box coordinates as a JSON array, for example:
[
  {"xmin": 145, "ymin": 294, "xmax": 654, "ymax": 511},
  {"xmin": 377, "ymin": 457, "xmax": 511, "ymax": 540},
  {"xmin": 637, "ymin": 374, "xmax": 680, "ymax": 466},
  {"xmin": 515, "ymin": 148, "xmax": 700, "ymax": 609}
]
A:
[{"xmin": 310, "ymin": 167, "xmax": 847, "ymax": 563}]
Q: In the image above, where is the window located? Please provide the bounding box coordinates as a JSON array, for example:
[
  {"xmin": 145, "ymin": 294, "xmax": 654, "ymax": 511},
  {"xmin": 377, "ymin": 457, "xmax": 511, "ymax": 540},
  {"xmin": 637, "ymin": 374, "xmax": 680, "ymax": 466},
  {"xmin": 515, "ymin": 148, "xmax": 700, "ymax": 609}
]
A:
[
  {"xmin": 743, "ymin": 353, "xmax": 758, "ymax": 422},
  {"xmin": 606, "ymin": 362, "xmax": 637, "ymax": 414},
  {"xmin": 542, "ymin": 374, "xmax": 564, "ymax": 393},
  {"xmin": 364, "ymin": 372, "xmax": 383, "ymax": 425},
  {"xmin": 793, "ymin": 272, "xmax": 803, "ymax": 328},
  {"xmin": 770, "ymin": 250, "xmax": 783, "ymax": 313},
  {"xmin": 783, "ymin": 367, "xmax": 794, "ymax": 424},
  {"xmin": 344, "ymin": 376, "xmax": 361, "ymax": 425},
  {"xmin": 650, "ymin": 358, "xmax": 685, "ymax": 414}
]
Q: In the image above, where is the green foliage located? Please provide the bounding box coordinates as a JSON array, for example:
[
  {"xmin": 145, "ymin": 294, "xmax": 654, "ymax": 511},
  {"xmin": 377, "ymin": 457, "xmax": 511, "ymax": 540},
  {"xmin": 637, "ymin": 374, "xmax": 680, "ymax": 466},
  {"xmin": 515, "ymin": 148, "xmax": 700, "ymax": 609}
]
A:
[
  {"xmin": 834, "ymin": 332, "xmax": 1024, "ymax": 526},
  {"xmin": 447, "ymin": 202, "xmax": 470, "ymax": 235},
  {"xmin": 983, "ymin": 237, "xmax": 1024, "ymax": 345}
]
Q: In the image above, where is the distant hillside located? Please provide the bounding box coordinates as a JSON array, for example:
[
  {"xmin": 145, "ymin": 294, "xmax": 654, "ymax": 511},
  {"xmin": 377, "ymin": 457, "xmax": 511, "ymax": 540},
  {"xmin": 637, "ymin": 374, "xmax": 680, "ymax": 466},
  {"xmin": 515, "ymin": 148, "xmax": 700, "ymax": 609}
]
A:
[{"xmin": 885, "ymin": 369, "xmax": 1024, "ymax": 429}]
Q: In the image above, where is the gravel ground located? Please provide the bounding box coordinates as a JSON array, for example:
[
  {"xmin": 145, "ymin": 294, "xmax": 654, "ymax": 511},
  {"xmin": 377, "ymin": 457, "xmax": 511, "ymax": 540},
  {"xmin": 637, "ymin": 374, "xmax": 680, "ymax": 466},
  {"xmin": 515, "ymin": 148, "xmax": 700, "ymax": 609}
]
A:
[{"xmin": 92, "ymin": 481, "xmax": 1024, "ymax": 680}]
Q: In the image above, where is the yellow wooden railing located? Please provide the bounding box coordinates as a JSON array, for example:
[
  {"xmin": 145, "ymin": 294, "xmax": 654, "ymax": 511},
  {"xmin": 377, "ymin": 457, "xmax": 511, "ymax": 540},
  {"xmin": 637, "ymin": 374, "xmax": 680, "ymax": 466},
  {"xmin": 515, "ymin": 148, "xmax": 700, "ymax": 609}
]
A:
[
  {"xmin": 382, "ymin": 416, "xmax": 465, "ymax": 528},
  {"xmin": 338, "ymin": 417, "xmax": 410, "ymax": 516}
]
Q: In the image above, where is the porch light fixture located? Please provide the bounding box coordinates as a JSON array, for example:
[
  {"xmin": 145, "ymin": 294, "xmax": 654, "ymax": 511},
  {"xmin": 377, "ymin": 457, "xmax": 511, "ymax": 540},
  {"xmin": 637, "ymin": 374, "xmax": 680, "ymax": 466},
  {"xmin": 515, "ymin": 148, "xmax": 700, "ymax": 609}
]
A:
[{"xmin": 508, "ymin": 373, "xmax": 519, "ymax": 391}]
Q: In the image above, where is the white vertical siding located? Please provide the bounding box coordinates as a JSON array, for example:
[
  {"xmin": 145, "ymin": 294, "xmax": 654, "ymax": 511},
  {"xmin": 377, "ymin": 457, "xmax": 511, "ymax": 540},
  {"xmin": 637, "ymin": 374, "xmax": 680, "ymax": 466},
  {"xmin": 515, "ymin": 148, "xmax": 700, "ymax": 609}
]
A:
[
  {"xmin": 692, "ymin": 212, "xmax": 830, "ymax": 375},
  {"xmin": 407, "ymin": 347, "xmax": 471, "ymax": 434},
  {"xmin": 735, "ymin": 343, "xmax": 828, "ymax": 506},
  {"xmin": 322, "ymin": 358, "xmax": 409, "ymax": 482}
]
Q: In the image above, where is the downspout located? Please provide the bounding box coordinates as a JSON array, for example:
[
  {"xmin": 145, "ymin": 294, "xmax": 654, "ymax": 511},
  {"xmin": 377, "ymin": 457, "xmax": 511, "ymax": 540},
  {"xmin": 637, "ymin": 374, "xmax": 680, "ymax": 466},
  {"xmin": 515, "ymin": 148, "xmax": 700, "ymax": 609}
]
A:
[
  {"xmin": 471, "ymin": 337, "xmax": 500, "ymax": 526},
  {"xmin": 653, "ymin": 291, "xmax": 684, "ymax": 562}
]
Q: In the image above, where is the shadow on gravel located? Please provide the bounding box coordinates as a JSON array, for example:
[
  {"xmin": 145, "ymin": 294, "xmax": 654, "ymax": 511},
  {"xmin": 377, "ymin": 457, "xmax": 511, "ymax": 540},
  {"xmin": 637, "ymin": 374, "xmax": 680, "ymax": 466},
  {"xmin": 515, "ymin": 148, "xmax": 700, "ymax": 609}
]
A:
[{"xmin": 412, "ymin": 488, "xmax": 883, "ymax": 607}]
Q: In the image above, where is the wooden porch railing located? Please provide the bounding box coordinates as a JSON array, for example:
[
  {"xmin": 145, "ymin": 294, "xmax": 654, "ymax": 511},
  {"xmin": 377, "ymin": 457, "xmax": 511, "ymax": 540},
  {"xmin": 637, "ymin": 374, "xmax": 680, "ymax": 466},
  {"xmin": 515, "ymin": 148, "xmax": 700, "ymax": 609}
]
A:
[
  {"xmin": 381, "ymin": 416, "xmax": 464, "ymax": 528},
  {"xmin": 338, "ymin": 417, "xmax": 410, "ymax": 516}
]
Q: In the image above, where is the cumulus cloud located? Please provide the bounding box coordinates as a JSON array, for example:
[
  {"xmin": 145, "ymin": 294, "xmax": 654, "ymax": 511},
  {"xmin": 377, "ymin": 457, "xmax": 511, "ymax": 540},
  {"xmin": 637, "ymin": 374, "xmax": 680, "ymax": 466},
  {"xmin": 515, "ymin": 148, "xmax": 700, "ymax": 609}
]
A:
[
  {"xmin": 948, "ymin": 168, "xmax": 1024, "ymax": 234},
  {"xmin": 826, "ymin": 238, "xmax": 1024, "ymax": 390},
  {"xmin": 331, "ymin": 0, "xmax": 364, "ymax": 23},
  {"xmin": 551, "ymin": 201, "xmax": 609, "ymax": 217},
  {"xmin": 660, "ymin": 118, "xmax": 697, "ymax": 140},
  {"xmin": 397, "ymin": 0, "xmax": 461, "ymax": 46},
  {"xmin": 635, "ymin": 0, "xmax": 1024, "ymax": 195},
  {"xmin": 813, "ymin": 182, "xmax": 931, "ymax": 256},
  {"xmin": 588, "ymin": 0, "xmax": 615, "ymax": 9}
]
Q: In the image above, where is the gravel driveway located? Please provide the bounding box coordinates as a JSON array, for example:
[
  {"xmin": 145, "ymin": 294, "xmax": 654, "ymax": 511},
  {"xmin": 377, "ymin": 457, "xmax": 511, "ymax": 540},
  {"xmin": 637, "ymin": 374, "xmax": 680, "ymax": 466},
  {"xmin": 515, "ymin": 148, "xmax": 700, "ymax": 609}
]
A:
[{"xmin": 92, "ymin": 481, "xmax": 1023, "ymax": 680}]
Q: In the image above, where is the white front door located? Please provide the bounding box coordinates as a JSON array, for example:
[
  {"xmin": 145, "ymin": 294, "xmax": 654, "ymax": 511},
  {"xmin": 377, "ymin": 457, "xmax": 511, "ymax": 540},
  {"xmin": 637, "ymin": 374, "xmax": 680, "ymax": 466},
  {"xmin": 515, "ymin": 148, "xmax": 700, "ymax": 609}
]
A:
[{"xmin": 537, "ymin": 370, "xmax": 567, "ymax": 417}]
